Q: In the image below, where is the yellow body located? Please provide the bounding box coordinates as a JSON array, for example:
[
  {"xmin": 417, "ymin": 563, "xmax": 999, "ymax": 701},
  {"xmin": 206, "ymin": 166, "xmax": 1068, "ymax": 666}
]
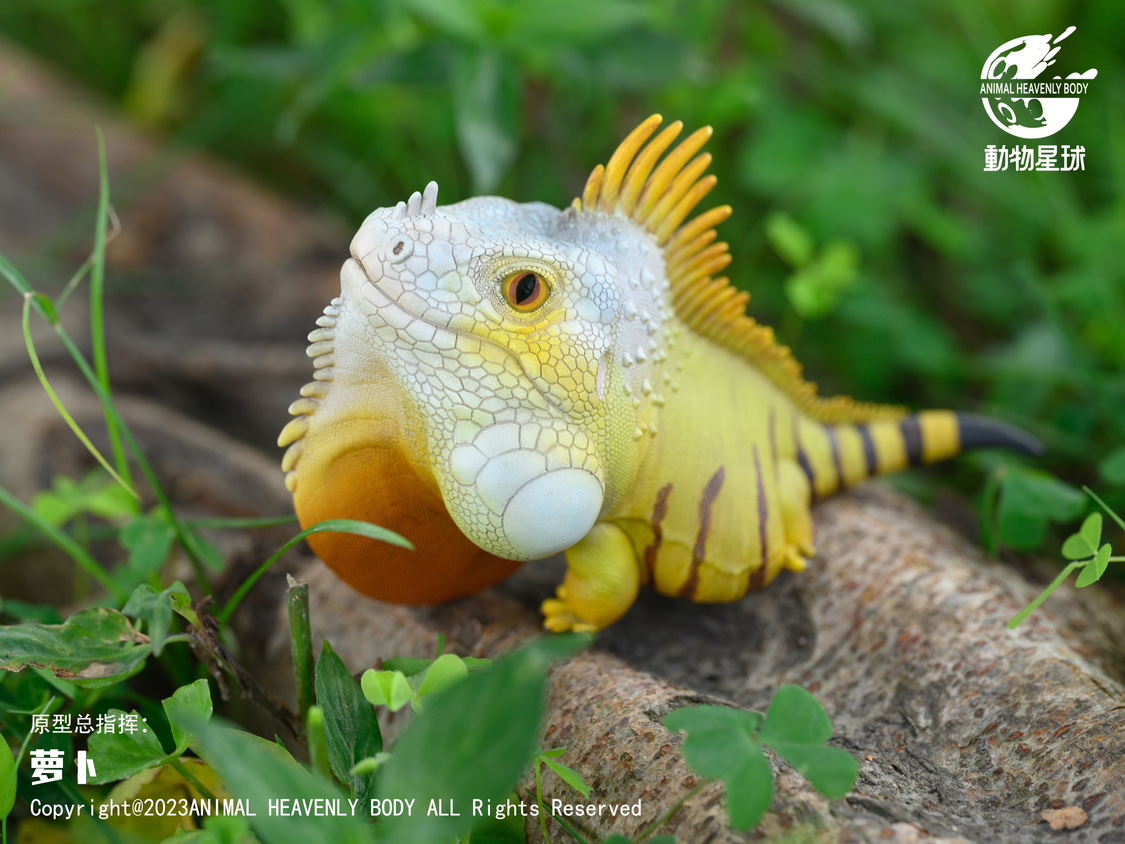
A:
[{"xmin": 281, "ymin": 116, "xmax": 1038, "ymax": 631}]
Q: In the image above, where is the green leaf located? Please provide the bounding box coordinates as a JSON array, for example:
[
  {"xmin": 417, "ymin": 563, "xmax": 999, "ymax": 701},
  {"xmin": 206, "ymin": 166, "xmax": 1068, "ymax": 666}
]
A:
[
  {"xmin": 665, "ymin": 703, "xmax": 778, "ymax": 829},
  {"xmin": 400, "ymin": 0, "xmax": 487, "ymax": 41},
  {"xmin": 1061, "ymin": 513, "xmax": 1102, "ymax": 560},
  {"xmin": 376, "ymin": 636, "xmax": 585, "ymax": 843},
  {"xmin": 87, "ymin": 709, "xmax": 168, "ymax": 782},
  {"xmin": 759, "ymin": 685, "xmax": 833, "ymax": 745},
  {"xmin": 1075, "ymin": 544, "xmax": 1112, "ymax": 588},
  {"xmin": 758, "ymin": 687, "xmax": 858, "ymax": 799},
  {"xmin": 0, "ymin": 730, "xmax": 15, "ymax": 820},
  {"xmin": 194, "ymin": 720, "xmax": 370, "ymax": 844},
  {"xmin": 360, "ymin": 669, "xmax": 415, "ymax": 712},
  {"xmin": 506, "ymin": 0, "xmax": 652, "ymax": 50},
  {"xmin": 765, "ymin": 213, "xmax": 814, "ymax": 268},
  {"xmin": 999, "ymin": 469, "xmax": 1085, "ymax": 523},
  {"xmin": 417, "ymin": 653, "xmax": 470, "ymax": 700},
  {"xmin": 1097, "ymin": 448, "xmax": 1125, "ymax": 486},
  {"xmin": 680, "ymin": 722, "xmax": 759, "ymax": 781},
  {"xmin": 381, "ymin": 657, "xmax": 433, "ymax": 675},
  {"xmin": 120, "ymin": 513, "xmax": 177, "ymax": 578},
  {"xmin": 763, "ymin": 742, "xmax": 859, "ymax": 799},
  {"xmin": 164, "ymin": 679, "xmax": 213, "ymax": 754},
  {"xmin": 467, "ymin": 796, "xmax": 528, "ymax": 843},
  {"xmin": 724, "ymin": 747, "xmax": 774, "ymax": 831},
  {"xmin": 315, "ymin": 641, "xmax": 381, "ymax": 813},
  {"xmin": 0, "ymin": 608, "xmax": 151, "ymax": 688},
  {"xmin": 785, "ymin": 238, "xmax": 861, "ymax": 319},
  {"xmin": 452, "ymin": 47, "xmax": 519, "ymax": 192},
  {"xmin": 664, "ymin": 705, "xmax": 762, "ymax": 735},
  {"xmin": 31, "ymin": 471, "xmax": 135, "ymax": 526},
  {"xmin": 80, "ymin": 475, "xmax": 138, "ymax": 520},
  {"xmin": 541, "ymin": 756, "xmax": 591, "ymax": 799},
  {"xmin": 997, "ymin": 508, "xmax": 1047, "ymax": 551},
  {"xmin": 185, "ymin": 527, "xmax": 227, "ymax": 573},
  {"xmin": 123, "ymin": 582, "xmax": 192, "ymax": 656}
]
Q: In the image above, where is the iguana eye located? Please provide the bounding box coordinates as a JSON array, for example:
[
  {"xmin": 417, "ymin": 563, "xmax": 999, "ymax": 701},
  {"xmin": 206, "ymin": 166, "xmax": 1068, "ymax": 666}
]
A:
[{"xmin": 502, "ymin": 271, "xmax": 549, "ymax": 312}]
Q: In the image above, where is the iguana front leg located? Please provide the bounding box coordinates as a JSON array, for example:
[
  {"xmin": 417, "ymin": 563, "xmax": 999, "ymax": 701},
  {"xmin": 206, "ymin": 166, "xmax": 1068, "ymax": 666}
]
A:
[{"xmin": 541, "ymin": 522, "xmax": 641, "ymax": 632}]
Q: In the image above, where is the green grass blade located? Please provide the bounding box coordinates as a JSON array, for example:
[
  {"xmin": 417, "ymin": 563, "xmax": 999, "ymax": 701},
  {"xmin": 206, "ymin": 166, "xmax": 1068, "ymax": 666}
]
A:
[
  {"xmin": 5, "ymin": 244, "xmax": 216, "ymax": 589},
  {"xmin": 217, "ymin": 519, "xmax": 413, "ymax": 626},
  {"xmin": 91, "ymin": 127, "xmax": 134, "ymax": 491},
  {"xmin": 22, "ymin": 294, "xmax": 137, "ymax": 499},
  {"xmin": 185, "ymin": 515, "xmax": 298, "ymax": 530},
  {"xmin": 0, "ymin": 484, "xmax": 125, "ymax": 601}
]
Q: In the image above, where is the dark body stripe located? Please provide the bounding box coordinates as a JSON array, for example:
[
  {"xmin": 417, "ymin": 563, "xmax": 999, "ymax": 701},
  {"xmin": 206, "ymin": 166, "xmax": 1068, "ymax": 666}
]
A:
[
  {"xmin": 679, "ymin": 467, "xmax": 725, "ymax": 599},
  {"xmin": 794, "ymin": 418, "xmax": 817, "ymax": 500},
  {"xmin": 644, "ymin": 483, "xmax": 673, "ymax": 579},
  {"xmin": 748, "ymin": 445, "xmax": 769, "ymax": 590}
]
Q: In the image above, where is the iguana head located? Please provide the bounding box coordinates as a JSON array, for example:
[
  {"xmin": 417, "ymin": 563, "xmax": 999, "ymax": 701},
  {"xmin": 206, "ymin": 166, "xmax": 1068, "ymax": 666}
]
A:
[
  {"xmin": 285, "ymin": 115, "xmax": 733, "ymax": 571},
  {"xmin": 340, "ymin": 177, "xmax": 665, "ymax": 561}
]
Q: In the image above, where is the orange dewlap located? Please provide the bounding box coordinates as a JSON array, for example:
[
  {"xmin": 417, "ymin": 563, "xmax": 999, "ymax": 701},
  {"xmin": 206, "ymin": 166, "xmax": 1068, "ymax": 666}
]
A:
[{"xmin": 293, "ymin": 437, "xmax": 520, "ymax": 606}]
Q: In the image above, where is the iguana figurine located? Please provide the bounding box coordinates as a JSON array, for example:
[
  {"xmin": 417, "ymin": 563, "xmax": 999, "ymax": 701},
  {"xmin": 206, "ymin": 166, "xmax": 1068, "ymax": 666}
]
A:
[{"xmin": 279, "ymin": 115, "xmax": 1041, "ymax": 632}]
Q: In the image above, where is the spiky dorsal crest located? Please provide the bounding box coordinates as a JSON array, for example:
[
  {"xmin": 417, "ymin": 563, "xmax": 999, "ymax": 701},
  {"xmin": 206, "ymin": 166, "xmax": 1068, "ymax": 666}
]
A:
[{"xmin": 573, "ymin": 115, "xmax": 903, "ymax": 424}]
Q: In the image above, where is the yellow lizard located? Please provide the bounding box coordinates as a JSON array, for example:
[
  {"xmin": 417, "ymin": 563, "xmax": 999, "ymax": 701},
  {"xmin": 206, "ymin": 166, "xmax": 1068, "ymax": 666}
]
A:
[{"xmin": 278, "ymin": 115, "xmax": 1042, "ymax": 632}]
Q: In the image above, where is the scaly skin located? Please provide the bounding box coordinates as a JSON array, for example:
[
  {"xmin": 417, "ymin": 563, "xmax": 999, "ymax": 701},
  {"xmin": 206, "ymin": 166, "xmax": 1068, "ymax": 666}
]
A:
[{"xmin": 280, "ymin": 116, "xmax": 1041, "ymax": 631}]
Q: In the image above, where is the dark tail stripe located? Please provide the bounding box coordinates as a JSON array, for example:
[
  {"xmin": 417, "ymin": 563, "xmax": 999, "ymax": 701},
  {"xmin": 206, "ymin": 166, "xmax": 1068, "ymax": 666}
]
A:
[
  {"xmin": 957, "ymin": 413, "xmax": 1045, "ymax": 457},
  {"xmin": 900, "ymin": 416, "xmax": 923, "ymax": 466},
  {"xmin": 680, "ymin": 467, "xmax": 725, "ymax": 599},
  {"xmin": 748, "ymin": 446, "xmax": 769, "ymax": 590},
  {"xmin": 857, "ymin": 424, "xmax": 878, "ymax": 478}
]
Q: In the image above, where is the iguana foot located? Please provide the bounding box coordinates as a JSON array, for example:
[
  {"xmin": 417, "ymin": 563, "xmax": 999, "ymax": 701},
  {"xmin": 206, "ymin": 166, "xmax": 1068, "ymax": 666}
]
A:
[
  {"xmin": 783, "ymin": 544, "xmax": 811, "ymax": 573},
  {"xmin": 542, "ymin": 587, "xmax": 599, "ymax": 633},
  {"xmin": 539, "ymin": 522, "xmax": 640, "ymax": 633}
]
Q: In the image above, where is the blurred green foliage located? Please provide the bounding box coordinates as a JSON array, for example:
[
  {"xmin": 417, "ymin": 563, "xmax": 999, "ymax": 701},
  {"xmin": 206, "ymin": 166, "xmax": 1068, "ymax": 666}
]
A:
[{"xmin": 1, "ymin": 0, "xmax": 1123, "ymax": 543}]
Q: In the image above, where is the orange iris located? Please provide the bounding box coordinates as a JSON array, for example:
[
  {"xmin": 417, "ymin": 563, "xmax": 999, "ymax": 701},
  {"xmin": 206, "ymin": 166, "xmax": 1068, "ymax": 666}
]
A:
[{"xmin": 502, "ymin": 271, "xmax": 549, "ymax": 312}]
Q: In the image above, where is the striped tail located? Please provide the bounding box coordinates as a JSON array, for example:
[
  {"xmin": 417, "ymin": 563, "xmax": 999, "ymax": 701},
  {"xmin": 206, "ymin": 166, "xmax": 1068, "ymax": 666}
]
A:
[{"xmin": 796, "ymin": 411, "xmax": 1044, "ymax": 501}]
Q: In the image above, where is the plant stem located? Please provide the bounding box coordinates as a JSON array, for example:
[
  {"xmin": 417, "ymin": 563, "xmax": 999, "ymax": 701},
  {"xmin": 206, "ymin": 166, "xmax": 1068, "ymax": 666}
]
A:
[
  {"xmin": 1084, "ymin": 486, "xmax": 1125, "ymax": 533},
  {"xmin": 1006, "ymin": 561, "xmax": 1084, "ymax": 629},
  {"xmin": 169, "ymin": 757, "xmax": 217, "ymax": 801},
  {"xmin": 634, "ymin": 781, "xmax": 708, "ymax": 843},
  {"xmin": 287, "ymin": 576, "xmax": 315, "ymax": 723},
  {"xmin": 535, "ymin": 761, "xmax": 553, "ymax": 844},
  {"xmin": 306, "ymin": 706, "xmax": 330, "ymax": 777}
]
